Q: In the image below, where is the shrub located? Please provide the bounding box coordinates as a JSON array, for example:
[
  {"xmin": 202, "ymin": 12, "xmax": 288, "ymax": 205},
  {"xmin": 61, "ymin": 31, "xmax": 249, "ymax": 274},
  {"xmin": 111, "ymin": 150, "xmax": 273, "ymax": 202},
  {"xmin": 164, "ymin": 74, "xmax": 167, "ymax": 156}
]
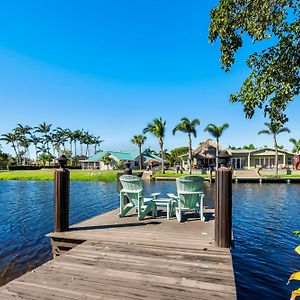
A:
[{"xmin": 8, "ymin": 165, "xmax": 42, "ymax": 171}]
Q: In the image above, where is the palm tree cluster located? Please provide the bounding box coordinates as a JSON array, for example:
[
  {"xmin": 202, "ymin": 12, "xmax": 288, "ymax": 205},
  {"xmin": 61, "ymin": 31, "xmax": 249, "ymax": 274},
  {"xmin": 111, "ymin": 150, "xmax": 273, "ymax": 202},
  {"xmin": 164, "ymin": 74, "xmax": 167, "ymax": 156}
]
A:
[
  {"xmin": 258, "ymin": 122, "xmax": 292, "ymax": 176},
  {"xmin": 131, "ymin": 117, "xmax": 229, "ymax": 174},
  {"xmin": 0, "ymin": 122, "xmax": 103, "ymax": 166}
]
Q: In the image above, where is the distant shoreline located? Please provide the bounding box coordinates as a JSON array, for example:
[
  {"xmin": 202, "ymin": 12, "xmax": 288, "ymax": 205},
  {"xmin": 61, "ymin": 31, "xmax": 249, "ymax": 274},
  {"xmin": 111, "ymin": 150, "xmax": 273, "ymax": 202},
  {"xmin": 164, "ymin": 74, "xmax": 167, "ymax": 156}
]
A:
[
  {"xmin": 0, "ymin": 169, "xmax": 119, "ymax": 182},
  {"xmin": 0, "ymin": 169, "xmax": 299, "ymax": 182}
]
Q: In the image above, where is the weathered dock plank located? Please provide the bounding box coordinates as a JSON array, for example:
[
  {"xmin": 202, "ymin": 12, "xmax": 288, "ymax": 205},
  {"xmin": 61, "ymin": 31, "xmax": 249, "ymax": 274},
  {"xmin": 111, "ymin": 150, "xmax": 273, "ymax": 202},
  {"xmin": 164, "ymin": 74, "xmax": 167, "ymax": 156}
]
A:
[{"xmin": 0, "ymin": 209, "xmax": 236, "ymax": 299}]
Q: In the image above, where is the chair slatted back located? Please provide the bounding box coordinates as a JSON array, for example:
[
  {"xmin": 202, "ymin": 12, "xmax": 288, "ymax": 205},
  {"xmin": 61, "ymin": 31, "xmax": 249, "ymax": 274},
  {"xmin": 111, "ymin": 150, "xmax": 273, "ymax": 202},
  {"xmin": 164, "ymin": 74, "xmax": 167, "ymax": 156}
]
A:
[
  {"xmin": 176, "ymin": 176, "xmax": 204, "ymax": 209},
  {"xmin": 120, "ymin": 175, "xmax": 143, "ymax": 207}
]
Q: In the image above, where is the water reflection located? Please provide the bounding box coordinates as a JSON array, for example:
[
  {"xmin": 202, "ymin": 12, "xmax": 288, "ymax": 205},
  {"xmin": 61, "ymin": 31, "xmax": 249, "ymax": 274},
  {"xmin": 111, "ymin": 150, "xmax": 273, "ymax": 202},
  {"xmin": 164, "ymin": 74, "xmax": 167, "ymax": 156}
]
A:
[{"xmin": 0, "ymin": 181, "xmax": 299, "ymax": 299}]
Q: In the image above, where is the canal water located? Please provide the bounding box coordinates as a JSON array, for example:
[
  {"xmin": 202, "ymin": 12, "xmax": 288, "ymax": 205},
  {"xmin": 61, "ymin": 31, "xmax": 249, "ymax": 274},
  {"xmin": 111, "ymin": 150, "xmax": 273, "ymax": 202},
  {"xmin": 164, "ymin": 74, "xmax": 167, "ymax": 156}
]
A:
[{"xmin": 0, "ymin": 180, "xmax": 299, "ymax": 299}]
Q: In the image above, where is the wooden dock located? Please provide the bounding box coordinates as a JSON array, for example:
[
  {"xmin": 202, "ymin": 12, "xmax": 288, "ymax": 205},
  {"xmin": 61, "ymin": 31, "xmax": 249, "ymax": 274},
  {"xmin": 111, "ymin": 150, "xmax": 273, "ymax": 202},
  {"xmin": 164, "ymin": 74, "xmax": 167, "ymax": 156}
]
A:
[{"xmin": 0, "ymin": 209, "xmax": 236, "ymax": 299}]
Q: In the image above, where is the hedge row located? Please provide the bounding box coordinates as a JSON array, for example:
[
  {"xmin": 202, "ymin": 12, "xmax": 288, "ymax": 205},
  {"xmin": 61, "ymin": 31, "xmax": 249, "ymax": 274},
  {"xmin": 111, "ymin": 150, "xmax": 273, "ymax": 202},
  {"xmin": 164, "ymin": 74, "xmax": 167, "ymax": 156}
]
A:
[
  {"xmin": 8, "ymin": 165, "xmax": 82, "ymax": 170},
  {"xmin": 9, "ymin": 166, "xmax": 42, "ymax": 170}
]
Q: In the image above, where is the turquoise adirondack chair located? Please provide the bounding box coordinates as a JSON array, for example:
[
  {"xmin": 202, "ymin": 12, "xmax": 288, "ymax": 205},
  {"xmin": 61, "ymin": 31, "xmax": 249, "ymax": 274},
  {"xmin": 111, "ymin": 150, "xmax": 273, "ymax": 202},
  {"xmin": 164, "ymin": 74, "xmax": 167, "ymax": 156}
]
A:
[
  {"xmin": 119, "ymin": 175, "xmax": 157, "ymax": 221},
  {"xmin": 169, "ymin": 176, "xmax": 205, "ymax": 222}
]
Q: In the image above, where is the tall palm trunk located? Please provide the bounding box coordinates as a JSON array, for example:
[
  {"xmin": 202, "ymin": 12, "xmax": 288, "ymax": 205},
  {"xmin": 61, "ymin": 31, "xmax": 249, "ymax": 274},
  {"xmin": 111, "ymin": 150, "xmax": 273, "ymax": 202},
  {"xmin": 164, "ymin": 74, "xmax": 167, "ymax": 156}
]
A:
[
  {"xmin": 70, "ymin": 139, "xmax": 73, "ymax": 157},
  {"xmin": 74, "ymin": 141, "xmax": 77, "ymax": 156},
  {"xmin": 11, "ymin": 143, "xmax": 18, "ymax": 164},
  {"xmin": 274, "ymin": 135, "xmax": 279, "ymax": 177},
  {"xmin": 16, "ymin": 143, "xmax": 21, "ymax": 165},
  {"xmin": 35, "ymin": 145, "xmax": 38, "ymax": 162},
  {"xmin": 188, "ymin": 134, "xmax": 192, "ymax": 175},
  {"xmin": 216, "ymin": 138, "xmax": 219, "ymax": 169},
  {"xmin": 86, "ymin": 145, "xmax": 90, "ymax": 157},
  {"xmin": 69, "ymin": 139, "xmax": 73, "ymax": 166},
  {"xmin": 160, "ymin": 140, "xmax": 165, "ymax": 174},
  {"xmin": 138, "ymin": 144, "xmax": 142, "ymax": 170}
]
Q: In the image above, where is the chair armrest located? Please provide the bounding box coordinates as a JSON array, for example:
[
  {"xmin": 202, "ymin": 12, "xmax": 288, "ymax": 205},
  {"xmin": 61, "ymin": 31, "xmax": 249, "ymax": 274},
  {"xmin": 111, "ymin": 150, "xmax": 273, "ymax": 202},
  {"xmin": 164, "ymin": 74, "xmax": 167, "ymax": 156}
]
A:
[
  {"xmin": 178, "ymin": 191, "xmax": 204, "ymax": 195},
  {"xmin": 167, "ymin": 193, "xmax": 179, "ymax": 199},
  {"xmin": 151, "ymin": 193, "xmax": 161, "ymax": 199},
  {"xmin": 121, "ymin": 188, "xmax": 143, "ymax": 193},
  {"xmin": 144, "ymin": 197, "xmax": 154, "ymax": 202}
]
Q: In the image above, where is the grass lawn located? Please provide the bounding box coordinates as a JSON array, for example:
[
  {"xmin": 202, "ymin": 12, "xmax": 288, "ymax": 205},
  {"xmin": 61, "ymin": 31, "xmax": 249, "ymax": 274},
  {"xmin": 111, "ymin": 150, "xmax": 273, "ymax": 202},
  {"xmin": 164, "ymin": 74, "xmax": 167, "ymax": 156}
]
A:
[
  {"xmin": 152, "ymin": 170, "xmax": 209, "ymax": 178},
  {"xmin": 261, "ymin": 174, "xmax": 300, "ymax": 178},
  {"xmin": 0, "ymin": 169, "xmax": 210, "ymax": 181},
  {"xmin": 0, "ymin": 169, "xmax": 123, "ymax": 182}
]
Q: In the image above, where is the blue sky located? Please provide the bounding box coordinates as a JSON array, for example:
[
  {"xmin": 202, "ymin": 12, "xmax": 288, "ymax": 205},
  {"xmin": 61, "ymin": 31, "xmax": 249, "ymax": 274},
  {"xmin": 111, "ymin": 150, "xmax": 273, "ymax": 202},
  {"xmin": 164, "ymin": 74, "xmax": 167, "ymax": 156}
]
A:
[{"xmin": 0, "ymin": 0, "xmax": 299, "ymax": 154}]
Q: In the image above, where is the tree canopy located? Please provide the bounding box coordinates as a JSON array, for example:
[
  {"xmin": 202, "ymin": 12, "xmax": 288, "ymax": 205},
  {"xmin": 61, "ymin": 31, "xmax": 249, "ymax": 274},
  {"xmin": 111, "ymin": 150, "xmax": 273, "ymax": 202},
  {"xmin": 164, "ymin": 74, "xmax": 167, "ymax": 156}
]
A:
[{"xmin": 209, "ymin": 0, "xmax": 300, "ymax": 125}]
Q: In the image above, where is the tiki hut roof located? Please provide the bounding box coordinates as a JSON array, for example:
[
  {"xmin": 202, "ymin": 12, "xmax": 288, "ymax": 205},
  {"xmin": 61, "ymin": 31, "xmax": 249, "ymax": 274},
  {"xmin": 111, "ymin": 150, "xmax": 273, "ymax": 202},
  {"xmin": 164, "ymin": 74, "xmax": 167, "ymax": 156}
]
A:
[
  {"xmin": 144, "ymin": 158, "xmax": 161, "ymax": 164},
  {"xmin": 193, "ymin": 139, "xmax": 227, "ymax": 159}
]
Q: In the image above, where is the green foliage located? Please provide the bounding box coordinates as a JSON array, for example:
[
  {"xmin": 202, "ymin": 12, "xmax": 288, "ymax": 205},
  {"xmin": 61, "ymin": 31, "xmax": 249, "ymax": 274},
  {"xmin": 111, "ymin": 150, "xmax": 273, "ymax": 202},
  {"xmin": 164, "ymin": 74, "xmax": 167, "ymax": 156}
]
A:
[
  {"xmin": 258, "ymin": 121, "xmax": 291, "ymax": 176},
  {"xmin": 131, "ymin": 134, "xmax": 147, "ymax": 169},
  {"xmin": 143, "ymin": 117, "xmax": 166, "ymax": 145},
  {"xmin": 290, "ymin": 138, "xmax": 300, "ymax": 153},
  {"xmin": 228, "ymin": 144, "xmax": 257, "ymax": 150},
  {"xmin": 38, "ymin": 153, "xmax": 54, "ymax": 167},
  {"xmin": 1, "ymin": 122, "xmax": 103, "ymax": 166},
  {"xmin": 168, "ymin": 147, "xmax": 189, "ymax": 164},
  {"xmin": 8, "ymin": 165, "xmax": 41, "ymax": 171},
  {"xmin": 0, "ymin": 170, "xmax": 119, "ymax": 181},
  {"xmin": 204, "ymin": 123, "xmax": 229, "ymax": 142},
  {"xmin": 143, "ymin": 117, "xmax": 167, "ymax": 173},
  {"xmin": 209, "ymin": 0, "xmax": 300, "ymax": 125},
  {"xmin": 294, "ymin": 231, "xmax": 300, "ymax": 238},
  {"xmin": 115, "ymin": 161, "xmax": 125, "ymax": 170},
  {"xmin": 243, "ymin": 144, "xmax": 256, "ymax": 150},
  {"xmin": 101, "ymin": 154, "xmax": 113, "ymax": 169},
  {"xmin": 0, "ymin": 151, "xmax": 14, "ymax": 169},
  {"xmin": 131, "ymin": 134, "xmax": 146, "ymax": 146},
  {"xmin": 173, "ymin": 117, "xmax": 200, "ymax": 138},
  {"xmin": 258, "ymin": 122, "xmax": 291, "ymax": 137}
]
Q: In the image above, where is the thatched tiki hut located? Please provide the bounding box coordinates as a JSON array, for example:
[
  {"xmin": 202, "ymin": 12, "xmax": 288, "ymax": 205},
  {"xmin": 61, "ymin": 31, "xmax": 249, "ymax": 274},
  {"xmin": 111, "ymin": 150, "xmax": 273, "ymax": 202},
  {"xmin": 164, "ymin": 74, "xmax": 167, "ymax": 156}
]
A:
[{"xmin": 181, "ymin": 139, "xmax": 229, "ymax": 170}]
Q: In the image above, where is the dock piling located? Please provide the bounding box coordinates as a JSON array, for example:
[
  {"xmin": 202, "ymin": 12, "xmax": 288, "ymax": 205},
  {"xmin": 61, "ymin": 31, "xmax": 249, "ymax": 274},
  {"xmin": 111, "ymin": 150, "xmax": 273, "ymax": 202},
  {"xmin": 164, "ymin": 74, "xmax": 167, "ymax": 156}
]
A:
[
  {"xmin": 54, "ymin": 156, "xmax": 70, "ymax": 232},
  {"xmin": 215, "ymin": 167, "xmax": 232, "ymax": 248}
]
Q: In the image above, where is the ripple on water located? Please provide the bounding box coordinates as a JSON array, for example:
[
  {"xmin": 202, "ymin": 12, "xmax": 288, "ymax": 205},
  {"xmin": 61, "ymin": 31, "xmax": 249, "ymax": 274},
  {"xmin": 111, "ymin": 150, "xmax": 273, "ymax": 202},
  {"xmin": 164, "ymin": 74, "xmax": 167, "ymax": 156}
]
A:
[{"xmin": 0, "ymin": 181, "xmax": 300, "ymax": 299}]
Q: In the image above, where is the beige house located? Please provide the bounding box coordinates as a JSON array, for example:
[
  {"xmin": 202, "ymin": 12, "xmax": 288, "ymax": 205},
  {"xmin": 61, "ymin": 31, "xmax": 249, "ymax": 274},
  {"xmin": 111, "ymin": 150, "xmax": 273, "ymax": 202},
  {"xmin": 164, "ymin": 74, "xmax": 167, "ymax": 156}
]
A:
[
  {"xmin": 181, "ymin": 139, "xmax": 295, "ymax": 170},
  {"xmin": 228, "ymin": 148, "xmax": 294, "ymax": 169}
]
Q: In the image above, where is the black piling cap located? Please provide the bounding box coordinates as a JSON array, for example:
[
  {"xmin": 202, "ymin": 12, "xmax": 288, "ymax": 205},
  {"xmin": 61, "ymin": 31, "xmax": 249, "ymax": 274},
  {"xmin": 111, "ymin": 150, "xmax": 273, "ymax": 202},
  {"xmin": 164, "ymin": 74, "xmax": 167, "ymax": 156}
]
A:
[{"xmin": 57, "ymin": 155, "xmax": 68, "ymax": 169}]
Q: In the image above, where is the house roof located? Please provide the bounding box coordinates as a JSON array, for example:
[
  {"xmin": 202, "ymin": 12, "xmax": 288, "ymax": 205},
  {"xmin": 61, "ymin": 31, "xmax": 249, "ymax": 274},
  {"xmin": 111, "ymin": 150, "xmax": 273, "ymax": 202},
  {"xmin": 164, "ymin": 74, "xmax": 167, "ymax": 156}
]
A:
[
  {"xmin": 142, "ymin": 152, "xmax": 163, "ymax": 162},
  {"xmin": 86, "ymin": 151, "xmax": 108, "ymax": 161},
  {"xmin": 179, "ymin": 141, "xmax": 295, "ymax": 161},
  {"xmin": 226, "ymin": 149, "xmax": 252, "ymax": 155},
  {"xmin": 192, "ymin": 139, "xmax": 227, "ymax": 159},
  {"xmin": 109, "ymin": 150, "xmax": 139, "ymax": 161},
  {"xmin": 85, "ymin": 150, "xmax": 163, "ymax": 162},
  {"xmin": 227, "ymin": 147, "xmax": 294, "ymax": 156}
]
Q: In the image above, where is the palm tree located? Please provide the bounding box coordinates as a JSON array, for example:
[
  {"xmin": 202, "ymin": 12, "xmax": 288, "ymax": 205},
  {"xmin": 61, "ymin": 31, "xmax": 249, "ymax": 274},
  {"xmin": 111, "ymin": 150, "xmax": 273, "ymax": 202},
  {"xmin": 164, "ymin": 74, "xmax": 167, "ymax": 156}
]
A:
[
  {"xmin": 258, "ymin": 122, "xmax": 290, "ymax": 176},
  {"xmin": 73, "ymin": 130, "xmax": 82, "ymax": 157},
  {"xmin": 29, "ymin": 134, "xmax": 41, "ymax": 162},
  {"xmin": 101, "ymin": 154, "xmax": 113, "ymax": 170},
  {"xmin": 35, "ymin": 122, "xmax": 52, "ymax": 152},
  {"xmin": 143, "ymin": 118, "xmax": 166, "ymax": 173},
  {"xmin": 173, "ymin": 117, "xmax": 200, "ymax": 174},
  {"xmin": 290, "ymin": 138, "xmax": 300, "ymax": 154},
  {"xmin": 144, "ymin": 147, "xmax": 158, "ymax": 156},
  {"xmin": 79, "ymin": 129, "xmax": 85, "ymax": 156},
  {"xmin": 0, "ymin": 132, "xmax": 19, "ymax": 163},
  {"xmin": 93, "ymin": 136, "xmax": 104, "ymax": 154},
  {"xmin": 204, "ymin": 123, "xmax": 229, "ymax": 168},
  {"xmin": 54, "ymin": 127, "xmax": 68, "ymax": 153},
  {"xmin": 131, "ymin": 135, "xmax": 147, "ymax": 170},
  {"xmin": 14, "ymin": 124, "xmax": 32, "ymax": 164}
]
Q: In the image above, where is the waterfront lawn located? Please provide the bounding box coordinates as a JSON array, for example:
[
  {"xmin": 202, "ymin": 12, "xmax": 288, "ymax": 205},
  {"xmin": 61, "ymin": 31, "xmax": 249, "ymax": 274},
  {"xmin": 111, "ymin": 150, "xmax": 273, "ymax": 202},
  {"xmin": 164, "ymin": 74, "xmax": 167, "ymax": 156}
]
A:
[
  {"xmin": 0, "ymin": 169, "xmax": 121, "ymax": 181},
  {"xmin": 152, "ymin": 170, "xmax": 209, "ymax": 178}
]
